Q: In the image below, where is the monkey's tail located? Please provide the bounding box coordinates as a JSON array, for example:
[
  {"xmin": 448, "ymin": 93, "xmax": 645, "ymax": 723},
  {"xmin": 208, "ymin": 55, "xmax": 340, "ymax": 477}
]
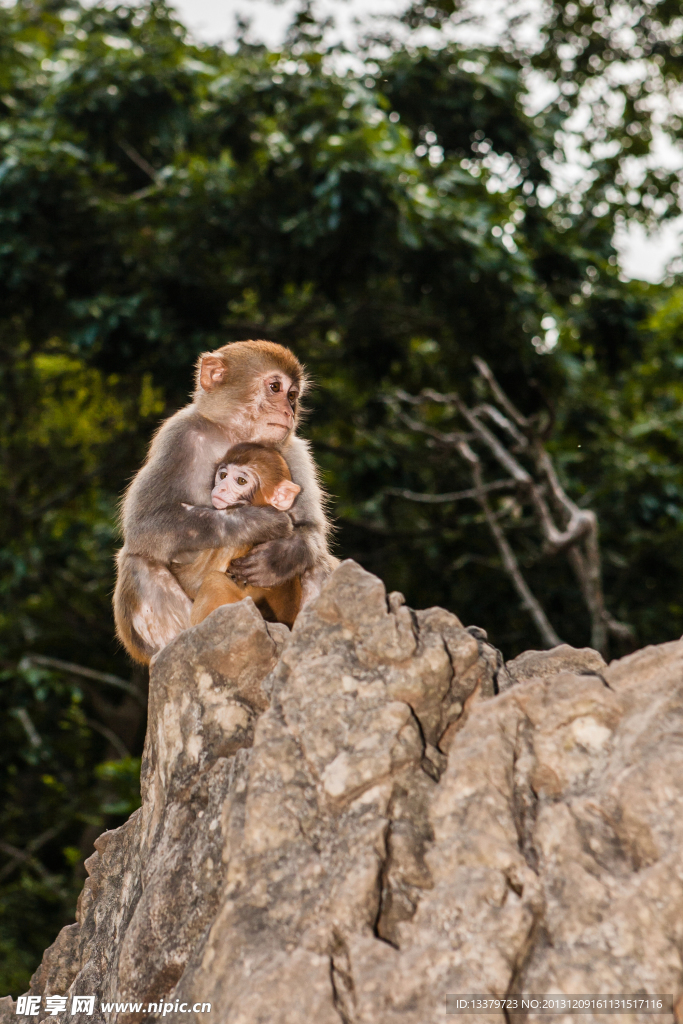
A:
[{"xmin": 114, "ymin": 550, "xmax": 193, "ymax": 666}]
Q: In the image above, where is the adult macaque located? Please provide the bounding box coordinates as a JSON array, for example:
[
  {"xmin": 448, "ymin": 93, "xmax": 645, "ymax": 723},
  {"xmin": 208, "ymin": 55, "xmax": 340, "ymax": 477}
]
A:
[
  {"xmin": 175, "ymin": 442, "xmax": 303, "ymax": 629},
  {"xmin": 114, "ymin": 340, "xmax": 335, "ymax": 664}
]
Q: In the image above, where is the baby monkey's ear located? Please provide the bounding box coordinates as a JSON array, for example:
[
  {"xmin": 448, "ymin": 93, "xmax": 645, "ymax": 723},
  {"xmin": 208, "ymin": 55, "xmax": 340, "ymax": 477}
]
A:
[{"xmin": 268, "ymin": 479, "xmax": 301, "ymax": 511}]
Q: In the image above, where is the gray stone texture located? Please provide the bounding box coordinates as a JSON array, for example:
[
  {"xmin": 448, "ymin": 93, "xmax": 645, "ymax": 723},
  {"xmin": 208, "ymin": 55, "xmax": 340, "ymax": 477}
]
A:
[{"xmin": 4, "ymin": 561, "xmax": 683, "ymax": 1024}]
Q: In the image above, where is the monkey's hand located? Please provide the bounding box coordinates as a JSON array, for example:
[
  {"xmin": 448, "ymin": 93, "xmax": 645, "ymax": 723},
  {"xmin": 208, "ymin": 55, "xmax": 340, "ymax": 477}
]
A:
[
  {"xmin": 229, "ymin": 504, "xmax": 294, "ymax": 545},
  {"xmin": 230, "ymin": 530, "xmax": 313, "ymax": 588}
]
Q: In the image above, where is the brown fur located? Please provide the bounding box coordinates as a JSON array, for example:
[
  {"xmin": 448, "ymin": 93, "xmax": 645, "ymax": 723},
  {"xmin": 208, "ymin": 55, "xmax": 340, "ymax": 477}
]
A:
[
  {"xmin": 113, "ymin": 339, "xmax": 334, "ymax": 665},
  {"xmin": 194, "ymin": 340, "xmax": 307, "ymax": 404},
  {"xmin": 173, "ymin": 444, "xmax": 302, "ymax": 628}
]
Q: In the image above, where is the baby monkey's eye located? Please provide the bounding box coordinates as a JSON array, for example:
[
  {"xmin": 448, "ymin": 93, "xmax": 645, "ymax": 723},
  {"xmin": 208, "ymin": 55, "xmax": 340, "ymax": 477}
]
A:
[
  {"xmin": 218, "ymin": 470, "xmax": 228, "ymax": 480},
  {"xmin": 270, "ymin": 381, "xmax": 281, "ymax": 393},
  {"xmin": 237, "ymin": 476, "xmax": 248, "ymax": 486}
]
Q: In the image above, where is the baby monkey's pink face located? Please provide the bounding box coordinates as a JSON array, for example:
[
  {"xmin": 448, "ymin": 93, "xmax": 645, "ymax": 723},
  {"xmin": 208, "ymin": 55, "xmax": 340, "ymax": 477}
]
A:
[
  {"xmin": 212, "ymin": 463, "xmax": 258, "ymax": 509},
  {"xmin": 211, "ymin": 462, "xmax": 300, "ymax": 511}
]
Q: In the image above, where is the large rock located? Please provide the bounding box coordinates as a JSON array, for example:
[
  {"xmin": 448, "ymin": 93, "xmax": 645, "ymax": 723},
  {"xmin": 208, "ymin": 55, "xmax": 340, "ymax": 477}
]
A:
[{"xmin": 4, "ymin": 562, "xmax": 683, "ymax": 1023}]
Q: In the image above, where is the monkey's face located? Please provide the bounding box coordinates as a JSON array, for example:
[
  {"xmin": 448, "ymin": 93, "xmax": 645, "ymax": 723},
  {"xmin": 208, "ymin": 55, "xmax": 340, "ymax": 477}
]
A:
[
  {"xmin": 211, "ymin": 464, "xmax": 258, "ymax": 509},
  {"xmin": 248, "ymin": 370, "xmax": 299, "ymax": 443},
  {"xmin": 212, "ymin": 459, "xmax": 301, "ymax": 512},
  {"xmin": 197, "ymin": 343, "xmax": 304, "ymax": 442}
]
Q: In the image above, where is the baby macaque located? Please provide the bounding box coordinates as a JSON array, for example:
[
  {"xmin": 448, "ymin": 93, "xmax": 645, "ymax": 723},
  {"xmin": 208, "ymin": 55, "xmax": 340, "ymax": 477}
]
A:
[{"xmin": 172, "ymin": 443, "xmax": 303, "ymax": 628}]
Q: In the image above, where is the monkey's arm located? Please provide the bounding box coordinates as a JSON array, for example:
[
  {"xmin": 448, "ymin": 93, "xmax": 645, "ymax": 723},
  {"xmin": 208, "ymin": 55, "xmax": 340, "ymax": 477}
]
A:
[
  {"xmin": 231, "ymin": 437, "xmax": 335, "ymax": 588},
  {"xmin": 122, "ymin": 419, "xmax": 294, "ymax": 564},
  {"xmin": 129, "ymin": 502, "xmax": 293, "ymax": 563}
]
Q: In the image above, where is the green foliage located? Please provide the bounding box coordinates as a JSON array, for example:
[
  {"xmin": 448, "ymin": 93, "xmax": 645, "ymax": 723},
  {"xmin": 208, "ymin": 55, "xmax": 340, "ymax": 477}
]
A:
[
  {"xmin": 95, "ymin": 757, "xmax": 142, "ymax": 816},
  {"xmin": 1, "ymin": 0, "xmax": 683, "ymax": 994},
  {"xmin": 1, "ymin": 661, "xmax": 108, "ymax": 994}
]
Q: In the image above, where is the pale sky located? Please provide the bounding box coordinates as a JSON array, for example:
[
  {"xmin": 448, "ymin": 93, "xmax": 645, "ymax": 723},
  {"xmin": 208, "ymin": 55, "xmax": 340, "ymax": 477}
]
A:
[
  {"xmin": 169, "ymin": 0, "xmax": 683, "ymax": 284},
  {"xmin": 172, "ymin": 0, "xmax": 390, "ymax": 48}
]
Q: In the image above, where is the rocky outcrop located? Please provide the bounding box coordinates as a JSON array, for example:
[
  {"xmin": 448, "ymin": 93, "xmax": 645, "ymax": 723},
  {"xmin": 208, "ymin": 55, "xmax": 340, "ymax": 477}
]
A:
[{"xmin": 4, "ymin": 561, "xmax": 683, "ymax": 1023}]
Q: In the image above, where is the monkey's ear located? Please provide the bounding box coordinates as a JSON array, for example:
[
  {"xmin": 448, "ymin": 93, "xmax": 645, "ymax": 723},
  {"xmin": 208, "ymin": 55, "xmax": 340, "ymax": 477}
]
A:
[
  {"xmin": 268, "ymin": 480, "xmax": 301, "ymax": 511},
  {"xmin": 199, "ymin": 355, "xmax": 228, "ymax": 391}
]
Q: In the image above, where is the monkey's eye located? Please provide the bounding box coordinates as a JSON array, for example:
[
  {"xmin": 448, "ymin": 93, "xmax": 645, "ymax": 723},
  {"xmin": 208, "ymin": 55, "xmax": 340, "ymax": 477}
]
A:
[
  {"xmin": 269, "ymin": 381, "xmax": 281, "ymax": 393},
  {"xmin": 236, "ymin": 476, "xmax": 248, "ymax": 486},
  {"xmin": 218, "ymin": 470, "xmax": 228, "ymax": 480},
  {"xmin": 288, "ymin": 390, "xmax": 298, "ymax": 408}
]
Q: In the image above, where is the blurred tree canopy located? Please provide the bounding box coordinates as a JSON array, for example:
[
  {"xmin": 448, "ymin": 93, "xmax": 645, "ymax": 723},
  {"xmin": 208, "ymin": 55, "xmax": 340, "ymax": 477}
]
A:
[{"xmin": 2, "ymin": 0, "xmax": 683, "ymax": 993}]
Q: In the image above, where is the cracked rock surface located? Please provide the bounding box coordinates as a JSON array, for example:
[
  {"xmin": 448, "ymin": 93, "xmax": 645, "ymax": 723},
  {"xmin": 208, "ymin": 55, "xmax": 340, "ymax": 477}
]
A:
[{"xmin": 4, "ymin": 561, "xmax": 683, "ymax": 1024}]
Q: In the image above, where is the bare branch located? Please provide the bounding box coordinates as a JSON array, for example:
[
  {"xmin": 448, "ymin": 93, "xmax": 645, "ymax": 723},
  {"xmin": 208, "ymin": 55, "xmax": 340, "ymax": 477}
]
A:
[
  {"xmin": 0, "ymin": 841, "xmax": 54, "ymax": 884},
  {"xmin": 566, "ymin": 543, "xmax": 607, "ymax": 653},
  {"xmin": 394, "ymin": 408, "xmax": 469, "ymax": 446},
  {"xmin": 118, "ymin": 140, "xmax": 161, "ymax": 185},
  {"xmin": 526, "ymin": 486, "xmax": 593, "ymax": 555},
  {"xmin": 565, "ymin": 515, "xmax": 634, "ymax": 653},
  {"xmin": 457, "ymin": 395, "xmax": 597, "ymax": 565},
  {"xmin": 384, "ymin": 479, "xmax": 516, "ymax": 503},
  {"xmin": 456, "ymin": 403, "xmax": 532, "ymax": 485},
  {"xmin": 13, "ymin": 707, "xmax": 41, "ymax": 748},
  {"xmin": 473, "ymin": 404, "xmax": 528, "ymax": 449},
  {"xmin": 534, "ymin": 445, "xmax": 581, "ymax": 521},
  {"xmin": 20, "ymin": 655, "xmax": 146, "ymax": 707},
  {"xmin": 85, "ymin": 718, "xmax": 130, "ymax": 760},
  {"xmin": 393, "ymin": 388, "xmax": 458, "ymax": 406},
  {"xmin": 420, "ymin": 388, "xmax": 460, "ymax": 405},
  {"xmin": 0, "ymin": 819, "xmax": 72, "ymax": 883},
  {"xmin": 459, "ymin": 444, "xmax": 562, "ymax": 649},
  {"xmin": 473, "ymin": 356, "xmax": 530, "ymax": 430},
  {"xmin": 388, "ymin": 369, "xmax": 629, "ymax": 658},
  {"xmin": 107, "ymin": 184, "xmax": 160, "ymax": 203},
  {"xmin": 602, "ymin": 611, "xmax": 636, "ymax": 643}
]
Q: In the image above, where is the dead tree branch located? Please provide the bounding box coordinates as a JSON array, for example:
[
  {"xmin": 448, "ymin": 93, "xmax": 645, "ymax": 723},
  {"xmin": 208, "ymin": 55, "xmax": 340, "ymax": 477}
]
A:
[
  {"xmin": 383, "ymin": 479, "xmax": 516, "ymax": 503},
  {"xmin": 459, "ymin": 441, "xmax": 562, "ymax": 648},
  {"xmin": 0, "ymin": 818, "xmax": 73, "ymax": 884},
  {"xmin": 386, "ymin": 358, "xmax": 633, "ymax": 656},
  {"xmin": 85, "ymin": 718, "xmax": 130, "ymax": 760},
  {"xmin": 19, "ymin": 655, "xmax": 146, "ymax": 706},
  {"xmin": 118, "ymin": 140, "xmax": 161, "ymax": 185}
]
